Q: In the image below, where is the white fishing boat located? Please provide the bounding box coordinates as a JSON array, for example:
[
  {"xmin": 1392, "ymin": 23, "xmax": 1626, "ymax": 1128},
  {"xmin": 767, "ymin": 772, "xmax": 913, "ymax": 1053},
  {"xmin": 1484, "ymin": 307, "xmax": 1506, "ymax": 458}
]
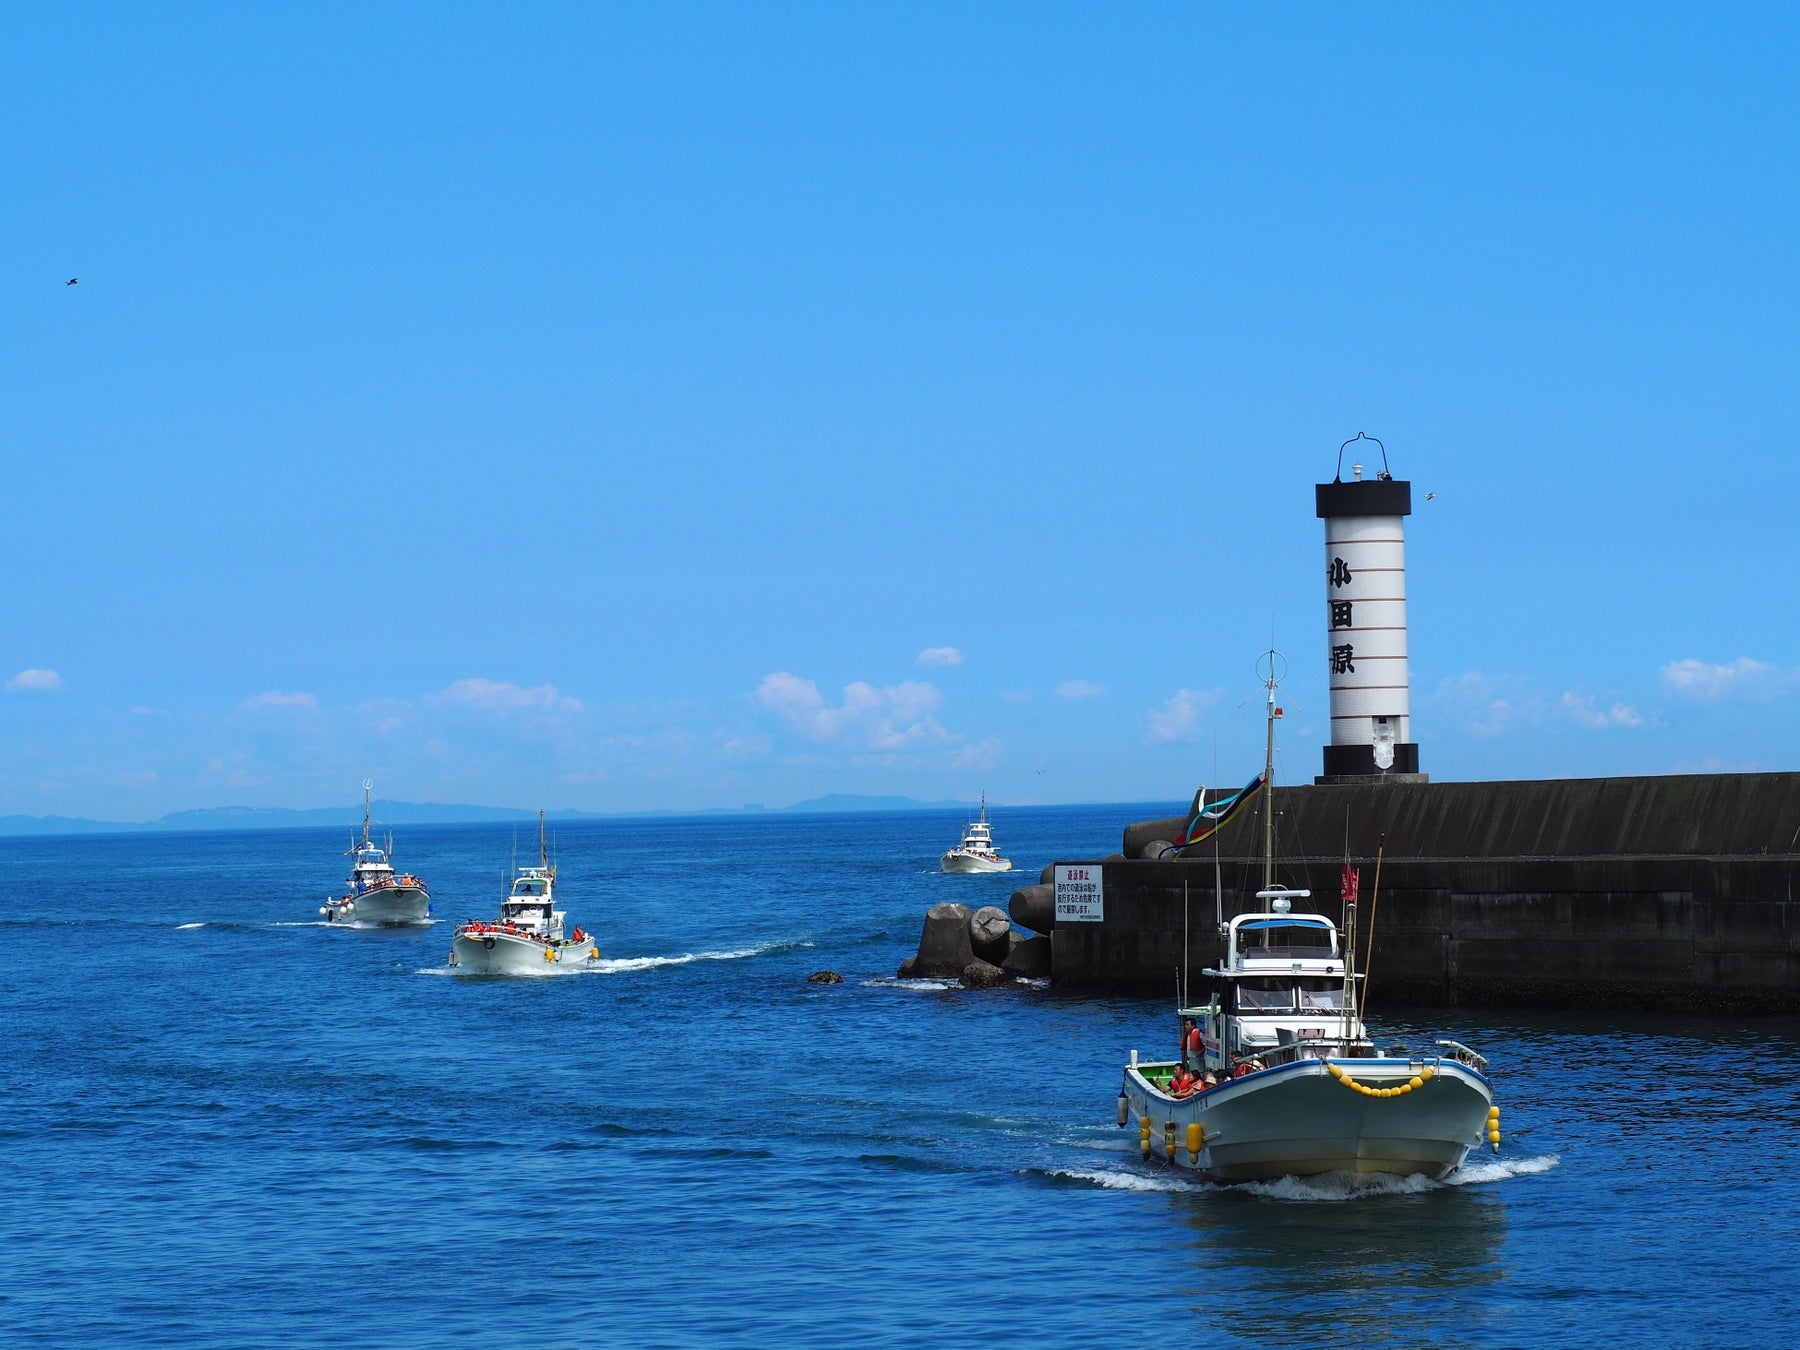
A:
[
  {"xmin": 1116, "ymin": 654, "xmax": 1501, "ymax": 1181},
  {"xmin": 940, "ymin": 793, "xmax": 1012, "ymax": 873},
  {"xmin": 319, "ymin": 781, "xmax": 430, "ymax": 925},
  {"xmin": 447, "ymin": 812, "xmax": 599, "ymax": 975}
]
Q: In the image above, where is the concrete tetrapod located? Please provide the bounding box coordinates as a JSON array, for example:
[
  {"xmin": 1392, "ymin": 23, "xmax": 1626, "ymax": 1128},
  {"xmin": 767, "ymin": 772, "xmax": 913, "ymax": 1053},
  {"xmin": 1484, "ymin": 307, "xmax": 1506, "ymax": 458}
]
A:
[
  {"xmin": 1002, "ymin": 934, "xmax": 1051, "ymax": 978},
  {"xmin": 970, "ymin": 906, "xmax": 1013, "ymax": 964},
  {"xmin": 1009, "ymin": 884, "xmax": 1054, "ymax": 934},
  {"xmin": 906, "ymin": 902, "xmax": 976, "ymax": 978}
]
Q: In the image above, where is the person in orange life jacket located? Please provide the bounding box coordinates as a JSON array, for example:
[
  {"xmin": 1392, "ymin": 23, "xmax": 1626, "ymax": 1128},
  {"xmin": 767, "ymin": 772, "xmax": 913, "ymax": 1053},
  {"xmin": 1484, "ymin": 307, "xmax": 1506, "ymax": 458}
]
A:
[{"xmin": 1169, "ymin": 1066, "xmax": 1200, "ymax": 1097}]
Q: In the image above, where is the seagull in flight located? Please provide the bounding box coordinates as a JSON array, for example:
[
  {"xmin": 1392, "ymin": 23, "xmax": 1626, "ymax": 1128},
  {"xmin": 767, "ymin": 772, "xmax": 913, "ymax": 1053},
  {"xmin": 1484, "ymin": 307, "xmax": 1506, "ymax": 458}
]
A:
[
  {"xmin": 1426, "ymin": 492, "xmax": 1436, "ymax": 500},
  {"xmin": 66, "ymin": 277, "xmax": 78, "ymax": 286}
]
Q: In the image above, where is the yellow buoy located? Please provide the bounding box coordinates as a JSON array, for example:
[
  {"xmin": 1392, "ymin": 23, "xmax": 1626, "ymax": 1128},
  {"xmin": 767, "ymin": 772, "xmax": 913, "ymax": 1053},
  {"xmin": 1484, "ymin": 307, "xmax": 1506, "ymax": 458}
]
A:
[
  {"xmin": 544, "ymin": 946, "xmax": 556, "ymax": 962},
  {"xmin": 1420, "ymin": 1067, "xmax": 1435, "ymax": 1080},
  {"xmin": 1409, "ymin": 1076, "xmax": 1424, "ymax": 1090},
  {"xmin": 589, "ymin": 947, "xmax": 600, "ymax": 960},
  {"xmin": 1488, "ymin": 1105, "xmax": 1501, "ymax": 1119},
  {"xmin": 1328, "ymin": 1063, "xmax": 1345, "ymax": 1079},
  {"xmin": 1186, "ymin": 1122, "xmax": 1202, "ymax": 1162},
  {"xmin": 1164, "ymin": 1121, "xmax": 1176, "ymax": 1159}
]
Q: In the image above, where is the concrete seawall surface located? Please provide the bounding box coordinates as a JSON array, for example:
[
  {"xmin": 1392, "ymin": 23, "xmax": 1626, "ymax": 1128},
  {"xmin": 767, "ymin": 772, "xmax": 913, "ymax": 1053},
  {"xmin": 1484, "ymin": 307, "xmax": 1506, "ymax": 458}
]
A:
[{"xmin": 1051, "ymin": 773, "xmax": 1800, "ymax": 1012}]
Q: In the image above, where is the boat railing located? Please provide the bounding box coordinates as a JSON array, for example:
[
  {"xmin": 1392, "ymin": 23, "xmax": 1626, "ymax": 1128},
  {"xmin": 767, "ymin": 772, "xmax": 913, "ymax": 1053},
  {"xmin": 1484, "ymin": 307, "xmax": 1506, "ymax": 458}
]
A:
[
  {"xmin": 1255, "ymin": 1037, "xmax": 1377, "ymax": 1068},
  {"xmin": 1432, "ymin": 1039, "xmax": 1490, "ymax": 1069}
]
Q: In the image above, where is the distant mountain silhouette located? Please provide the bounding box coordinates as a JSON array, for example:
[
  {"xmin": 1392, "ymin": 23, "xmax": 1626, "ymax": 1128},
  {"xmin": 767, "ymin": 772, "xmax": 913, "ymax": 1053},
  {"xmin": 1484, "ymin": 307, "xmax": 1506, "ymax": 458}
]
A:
[{"xmin": 0, "ymin": 794, "xmax": 985, "ymax": 836}]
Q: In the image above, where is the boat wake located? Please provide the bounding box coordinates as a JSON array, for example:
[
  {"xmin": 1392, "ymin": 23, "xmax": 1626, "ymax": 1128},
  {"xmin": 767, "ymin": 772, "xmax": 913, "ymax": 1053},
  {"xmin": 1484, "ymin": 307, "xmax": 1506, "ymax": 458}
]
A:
[
  {"xmin": 1034, "ymin": 1151, "xmax": 1560, "ymax": 1200},
  {"xmin": 1242, "ymin": 1171, "xmax": 1441, "ymax": 1201},
  {"xmin": 1443, "ymin": 1153, "xmax": 1561, "ymax": 1185},
  {"xmin": 587, "ymin": 941, "xmax": 800, "ymax": 975},
  {"xmin": 415, "ymin": 939, "xmax": 805, "ymax": 979},
  {"xmin": 175, "ymin": 922, "xmax": 205, "ymax": 930},
  {"xmin": 1034, "ymin": 1166, "xmax": 1209, "ymax": 1193},
  {"xmin": 1241, "ymin": 1153, "xmax": 1562, "ymax": 1201}
]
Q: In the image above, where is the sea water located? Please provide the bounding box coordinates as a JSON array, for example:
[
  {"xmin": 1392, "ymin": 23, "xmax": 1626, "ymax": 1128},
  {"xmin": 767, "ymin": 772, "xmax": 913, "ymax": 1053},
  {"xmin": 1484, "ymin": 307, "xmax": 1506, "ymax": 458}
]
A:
[{"xmin": 1, "ymin": 807, "xmax": 1795, "ymax": 1347}]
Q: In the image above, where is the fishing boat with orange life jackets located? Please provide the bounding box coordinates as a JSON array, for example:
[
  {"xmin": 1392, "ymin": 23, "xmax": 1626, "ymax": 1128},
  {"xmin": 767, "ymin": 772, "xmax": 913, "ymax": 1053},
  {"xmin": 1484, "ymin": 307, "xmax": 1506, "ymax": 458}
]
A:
[
  {"xmin": 448, "ymin": 811, "xmax": 600, "ymax": 974},
  {"xmin": 319, "ymin": 781, "xmax": 432, "ymax": 925},
  {"xmin": 940, "ymin": 793, "xmax": 1013, "ymax": 873},
  {"xmin": 1115, "ymin": 651, "xmax": 1502, "ymax": 1182}
]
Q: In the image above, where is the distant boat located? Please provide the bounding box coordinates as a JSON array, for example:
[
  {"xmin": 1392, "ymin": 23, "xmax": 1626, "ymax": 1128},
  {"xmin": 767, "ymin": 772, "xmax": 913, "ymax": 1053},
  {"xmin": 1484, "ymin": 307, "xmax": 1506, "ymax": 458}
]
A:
[
  {"xmin": 940, "ymin": 794, "xmax": 1012, "ymax": 874},
  {"xmin": 448, "ymin": 811, "xmax": 599, "ymax": 974},
  {"xmin": 319, "ymin": 782, "xmax": 430, "ymax": 925},
  {"xmin": 1115, "ymin": 652, "xmax": 1501, "ymax": 1181}
]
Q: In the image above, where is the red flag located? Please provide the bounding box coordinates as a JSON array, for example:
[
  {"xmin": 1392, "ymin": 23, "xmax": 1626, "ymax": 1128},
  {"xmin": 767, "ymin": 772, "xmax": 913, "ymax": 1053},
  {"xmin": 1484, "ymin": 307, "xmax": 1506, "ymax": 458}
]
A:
[{"xmin": 1340, "ymin": 861, "xmax": 1359, "ymax": 906}]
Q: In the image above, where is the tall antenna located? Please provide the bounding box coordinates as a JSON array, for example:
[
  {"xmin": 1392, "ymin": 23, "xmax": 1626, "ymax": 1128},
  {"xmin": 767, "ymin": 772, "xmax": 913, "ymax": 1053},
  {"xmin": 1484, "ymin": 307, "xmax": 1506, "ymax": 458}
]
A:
[{"xmin": 1256, "ymin": 649, "xmax": 1286, "ymax": 901}]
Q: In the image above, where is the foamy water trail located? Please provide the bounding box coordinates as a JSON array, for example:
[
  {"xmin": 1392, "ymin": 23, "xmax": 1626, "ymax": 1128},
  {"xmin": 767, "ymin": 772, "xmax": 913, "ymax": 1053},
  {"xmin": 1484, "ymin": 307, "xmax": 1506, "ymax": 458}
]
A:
[
  {"xmin": 863, "ymin": 976, "xmax": 961, "ymax": 991},
  {"xmin": 417, "ymin": 939, "xmax": 804, "ymax": 979},
  {"xmin": 1039, "ymin": 1167, "xmax": 1209, "ymax": 1193},
  {"xmin": 175, "ymin": 922, "xmax": 205, "ymax": 930},
  {"xmin": 1243, "ymin": 1171, "xmax": 1441, "ymax": 1201},
  {"xmin": 1039, "ymin": 1151, "xmax": 1561, "ymax": 1201},
  {"xmin": 1444, "ymin": 1153, "xmax": 1560, "ymax": 1185},
  {"xmin": 587, "ymin": 941, "xmax": 800, "ymax": 975}
]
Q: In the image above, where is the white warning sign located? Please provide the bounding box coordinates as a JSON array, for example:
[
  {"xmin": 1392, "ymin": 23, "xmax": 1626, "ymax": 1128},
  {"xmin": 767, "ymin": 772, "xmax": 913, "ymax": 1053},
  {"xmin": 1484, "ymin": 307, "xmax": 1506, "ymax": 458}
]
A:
[{"xmin": 1054, "ymin": 864, "xmax": 1104, "ymax": 923}]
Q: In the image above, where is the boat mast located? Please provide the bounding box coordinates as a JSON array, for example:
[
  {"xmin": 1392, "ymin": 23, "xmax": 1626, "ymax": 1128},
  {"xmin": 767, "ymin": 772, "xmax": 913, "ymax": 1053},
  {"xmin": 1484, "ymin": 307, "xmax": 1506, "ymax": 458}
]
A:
[
  {"xmin": 1260, "ymin": 653, "xmax": 1280, "ymax": 903},
  {"xmin": 361, "ymin": 779, "xmax": 373, "ymax": 850}
]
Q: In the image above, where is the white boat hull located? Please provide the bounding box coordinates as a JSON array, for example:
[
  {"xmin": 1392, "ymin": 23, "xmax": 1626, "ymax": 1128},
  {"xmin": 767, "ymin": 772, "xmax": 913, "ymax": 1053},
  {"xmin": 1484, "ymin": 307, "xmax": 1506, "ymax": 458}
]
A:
[
  {"xmin": 1122, "ymin": 1057, "xmax": 1494, "ymax": 1182},
  {"xmin": 449, "ymin": 931, "xmax": 600, "ymax": 975},
  {"xmin": 940, "ymin": 851, "xmax": 1012, "ymax": 874},
  {"xmin": 330, "ymin": 884, "xmax": 431, "ymax": 925}
]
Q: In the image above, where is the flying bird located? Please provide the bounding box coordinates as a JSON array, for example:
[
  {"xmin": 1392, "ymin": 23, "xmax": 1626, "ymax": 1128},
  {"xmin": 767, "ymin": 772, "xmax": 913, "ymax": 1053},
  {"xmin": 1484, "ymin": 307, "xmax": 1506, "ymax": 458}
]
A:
[
  {"xmin": 1426, "ymin": 492, "xmax": 1436, "ymax": 500},
  {"xmin": 65, "ymin": 277, "xmax": 78, "ymax": 286}
]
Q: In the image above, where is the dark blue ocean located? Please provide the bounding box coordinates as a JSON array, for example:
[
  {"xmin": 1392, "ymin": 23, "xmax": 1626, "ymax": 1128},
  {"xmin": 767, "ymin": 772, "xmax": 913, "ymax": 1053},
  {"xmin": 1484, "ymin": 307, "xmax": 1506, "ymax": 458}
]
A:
[{"xmin": 2, "ymin": 805, "xmax": 1795, "ymax": 1347}]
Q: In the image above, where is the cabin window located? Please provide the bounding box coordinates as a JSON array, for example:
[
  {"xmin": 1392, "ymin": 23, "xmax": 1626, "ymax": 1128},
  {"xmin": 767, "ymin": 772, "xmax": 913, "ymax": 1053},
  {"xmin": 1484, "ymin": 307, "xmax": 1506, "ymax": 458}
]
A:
[{"xmin": 1236, "ymin": 980, "xmax": 1296, "ymax": 1011}]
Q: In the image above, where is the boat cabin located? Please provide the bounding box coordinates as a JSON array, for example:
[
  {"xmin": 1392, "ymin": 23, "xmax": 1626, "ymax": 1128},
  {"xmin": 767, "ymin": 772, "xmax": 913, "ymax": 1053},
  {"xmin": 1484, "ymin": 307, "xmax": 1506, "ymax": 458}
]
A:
[
  {"xmin": 498, "ymin": 868, "xmax": 558, "ymax": 934},
  {"xmin": 350, "ymin": 844, "xmax": 395, "ymax": 890},
  {"xmin": 1183, "ymin": 895, "xmax": 1369, "ymax": 1074}
]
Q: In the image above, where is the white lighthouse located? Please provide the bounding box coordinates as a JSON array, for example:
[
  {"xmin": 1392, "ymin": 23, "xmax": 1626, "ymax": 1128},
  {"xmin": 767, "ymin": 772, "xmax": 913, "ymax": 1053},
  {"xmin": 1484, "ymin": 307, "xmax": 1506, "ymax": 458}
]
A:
[{"xmin": 1315, "ymin": 434, "xmax": 1424, "ymax": 782}]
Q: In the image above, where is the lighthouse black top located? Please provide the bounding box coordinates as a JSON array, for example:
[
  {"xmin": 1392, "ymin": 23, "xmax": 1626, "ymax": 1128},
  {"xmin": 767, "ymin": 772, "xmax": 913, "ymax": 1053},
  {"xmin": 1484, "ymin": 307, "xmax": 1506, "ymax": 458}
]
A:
[{"xmin": 1316, "ymin": 479, "xmax": 1411, "ymax": 518}]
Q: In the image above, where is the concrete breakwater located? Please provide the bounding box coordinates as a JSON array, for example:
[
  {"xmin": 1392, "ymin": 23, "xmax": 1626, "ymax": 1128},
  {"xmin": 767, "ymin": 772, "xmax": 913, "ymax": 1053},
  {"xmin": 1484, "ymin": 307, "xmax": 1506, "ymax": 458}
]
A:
[
  {"xmin": 1040, "ymin": 772, "xmax": 1800, "ymax": 1013},
  {"xmin": 897, "ymin": 901, "xmax": 1052, "ymax": 987}
]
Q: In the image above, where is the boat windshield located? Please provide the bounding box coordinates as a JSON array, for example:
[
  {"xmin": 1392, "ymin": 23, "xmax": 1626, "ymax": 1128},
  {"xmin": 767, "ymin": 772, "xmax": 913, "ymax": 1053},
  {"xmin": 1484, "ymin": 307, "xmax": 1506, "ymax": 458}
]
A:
[
  {"xmin": 1236, "ymin": 977, "xmax": 1346, "ymax": 1011},
  {"xmin": 1236, "ymin": 920, "xmax": 1336, "ymax": 958},
  {"xmin": 512, "ymin": 879, "xmax": 548, "ymax": 896}
]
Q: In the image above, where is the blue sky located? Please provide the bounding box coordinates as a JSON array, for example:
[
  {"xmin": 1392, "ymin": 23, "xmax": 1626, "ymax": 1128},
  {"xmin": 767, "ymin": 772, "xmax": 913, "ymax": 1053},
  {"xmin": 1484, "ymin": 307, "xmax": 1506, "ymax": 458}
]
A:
[{"xmin": 4, "ymin": 4, "xmax": 1799, "ymax": 819}]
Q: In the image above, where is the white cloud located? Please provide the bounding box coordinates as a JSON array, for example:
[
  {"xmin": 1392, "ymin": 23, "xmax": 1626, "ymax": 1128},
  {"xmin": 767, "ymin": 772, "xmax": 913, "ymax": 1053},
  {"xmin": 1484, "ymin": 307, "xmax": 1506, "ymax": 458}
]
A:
[
  {"xmin": 951, "ymin": 736, "xmax": 1002, "ymax": 771},
  {"xmin": 6, "ymin": 668, "xmax": 64, "ymax": 693},
  {"xmin": 915, "ymin": 646, "xmax": 965, "ymax": 667},
  {"xmin": 754, "ymin": 672, "xmax": 948, "ymax": 750},
  {"xmin": 1661, "ymin": 657, "xmax": 1793, "ymax": 702},
  {"xmin": 1057, "ymin": 679, "xmax": 1106, "ymax": 701},
  {"xmin": 430, "ymin": 678, "xmax": 584, "ymax": 714},
  {"xmin": 718, "ymin": 732, "xmax": 773, "ymax": 759},
  {"xmin": 1559, "ymin": 692, "xmax": 1643, "ymax": 730},
  {"xmin": 1427, "ymin": 671, "xmax": 1539, "ymax": 737},
  {"xmin": 1146, "ymin": 688, "xmax": 1220, "ymax": 744},
  {"xmin": 241, "ymin": 689, "xmax": 318, "ymax": 712}
]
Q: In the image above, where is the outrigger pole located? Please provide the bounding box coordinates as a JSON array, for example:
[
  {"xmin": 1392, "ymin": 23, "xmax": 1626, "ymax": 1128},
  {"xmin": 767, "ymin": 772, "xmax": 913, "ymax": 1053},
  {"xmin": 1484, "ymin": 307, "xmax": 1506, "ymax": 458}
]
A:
[{"xmin": 1362, "ymin": 833, "xmax": 1388, "ymax": 1012}]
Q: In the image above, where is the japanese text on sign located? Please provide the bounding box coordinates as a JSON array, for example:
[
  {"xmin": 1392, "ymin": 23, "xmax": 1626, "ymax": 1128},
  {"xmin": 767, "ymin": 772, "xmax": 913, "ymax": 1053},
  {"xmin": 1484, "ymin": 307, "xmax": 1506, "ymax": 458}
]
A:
[{"xmin": 1054, "ymin": 864, "xmax": 1104, "ymax": 923}]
